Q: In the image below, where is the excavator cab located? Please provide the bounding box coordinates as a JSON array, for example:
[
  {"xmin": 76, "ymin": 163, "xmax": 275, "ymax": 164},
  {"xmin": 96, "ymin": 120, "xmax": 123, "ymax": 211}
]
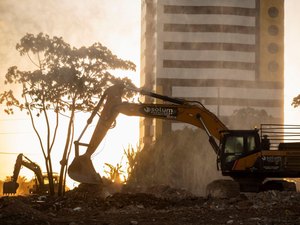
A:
[{"xmin": 219, "ymin": 130, "xmax": 261, "ymax": 171}]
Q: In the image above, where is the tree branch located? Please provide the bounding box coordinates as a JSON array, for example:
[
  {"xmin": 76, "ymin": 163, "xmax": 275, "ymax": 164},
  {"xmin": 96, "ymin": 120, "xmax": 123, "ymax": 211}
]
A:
[
  {"xmin": 49, "ymin": 102, "xmax": 59, "ymax": 151},
  {"xmin": 24, "ymin": 94, "xmax": 46, "ymax": 159},
  {"xmin": 42, "ymin": 97, "xmax": 51, "ymax": 155},
  {"xmin": 26, "ymin": 52, "xmax": 40, "ymax": 68}
]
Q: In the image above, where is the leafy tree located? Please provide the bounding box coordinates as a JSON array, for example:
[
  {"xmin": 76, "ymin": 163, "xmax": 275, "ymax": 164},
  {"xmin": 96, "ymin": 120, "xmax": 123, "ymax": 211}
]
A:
[
  {"xmin": 16, "ymin": 176, "xmax": 31, "ymax": 196},
  {"xmin": 104, "ymin": 163, "xmax": 124, "ymax": 184},
  {"xmin": 292, "ymin": 94, "xmax": 300, "ymax": 108},
  {"xmin": 124, "ymin": 144, "xmax": 140, "ymax": 180},
  {"xmin": 227, "ymin": 107, "xmax": 276, "ymax": 129},
  {"xmin": 0, "ymin": 33, "xmax": 136, "ymax": 196}
]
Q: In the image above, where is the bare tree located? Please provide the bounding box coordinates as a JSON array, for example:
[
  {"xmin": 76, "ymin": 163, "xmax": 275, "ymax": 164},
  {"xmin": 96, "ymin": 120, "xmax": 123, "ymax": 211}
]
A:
[{"xmin": 0, "ymin": 33, "xmax": 136, "ymax": 196}]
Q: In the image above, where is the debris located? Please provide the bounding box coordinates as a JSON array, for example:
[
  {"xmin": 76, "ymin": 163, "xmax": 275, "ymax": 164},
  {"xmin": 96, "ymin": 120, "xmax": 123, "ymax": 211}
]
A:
[
  {"xmin": 0, "ymin": 185, "xmax": 300, "ymax": 224},
  {"xmin": 72, "ymin": 207, "xmax": 82, "ymax": 211}
]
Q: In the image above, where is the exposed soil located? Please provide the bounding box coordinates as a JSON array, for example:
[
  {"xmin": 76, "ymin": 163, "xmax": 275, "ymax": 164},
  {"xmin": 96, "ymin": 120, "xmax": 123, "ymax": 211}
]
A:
[{"xmin": 1, "ymin": 183, "xmax": 300, "ymax": 225}]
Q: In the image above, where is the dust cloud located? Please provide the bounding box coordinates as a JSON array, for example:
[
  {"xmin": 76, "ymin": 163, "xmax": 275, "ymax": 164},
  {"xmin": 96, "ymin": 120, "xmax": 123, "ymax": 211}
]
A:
[{"xmin": 128, "ymin": 128, "xmax": 223, "ymax": 196}]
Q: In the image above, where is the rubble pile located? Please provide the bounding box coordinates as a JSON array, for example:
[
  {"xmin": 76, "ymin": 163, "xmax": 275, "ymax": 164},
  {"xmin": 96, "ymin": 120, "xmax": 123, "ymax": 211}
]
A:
[{"xmin": 1, "ymin": 184, "xmax": 300, "ymax": 225}]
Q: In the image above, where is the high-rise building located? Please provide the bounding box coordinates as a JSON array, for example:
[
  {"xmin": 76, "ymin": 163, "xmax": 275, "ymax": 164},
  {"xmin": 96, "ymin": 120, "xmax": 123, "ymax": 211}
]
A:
[{"xmin": 140, "ymin": 0, "xmax": 284, "ymax": 145}]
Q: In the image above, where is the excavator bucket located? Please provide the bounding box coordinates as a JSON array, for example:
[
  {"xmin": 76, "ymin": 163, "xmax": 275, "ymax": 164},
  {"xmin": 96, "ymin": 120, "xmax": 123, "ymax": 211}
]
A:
[
  {"xmin": 3, "ymin": 181, "xmax": 19, "ymax": 195},
  {"xmin": 68, "ymin": 154, "xmax": 102, "ymax": 184}
]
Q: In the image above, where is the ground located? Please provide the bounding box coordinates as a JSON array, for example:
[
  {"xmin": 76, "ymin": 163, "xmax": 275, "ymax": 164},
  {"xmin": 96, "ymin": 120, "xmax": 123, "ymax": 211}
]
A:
[{"xmin": 1, "ymin": 183, "xmax": 300, "ymax": 225}]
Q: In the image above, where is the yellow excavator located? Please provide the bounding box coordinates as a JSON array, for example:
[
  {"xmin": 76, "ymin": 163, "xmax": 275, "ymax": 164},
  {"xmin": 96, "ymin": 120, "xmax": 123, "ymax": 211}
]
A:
[
  {"xmin": 68, "ymin": 84, "xmax": 300, "ymax": 192},
  {"xmin": 3, "ymin": 154, "xmax": 59, "ymax": 195}
]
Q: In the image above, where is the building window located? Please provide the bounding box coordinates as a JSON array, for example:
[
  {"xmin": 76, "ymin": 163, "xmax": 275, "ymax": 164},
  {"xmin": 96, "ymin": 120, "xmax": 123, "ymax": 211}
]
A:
[
  {"xmin": 267, "ymin": 43, "xmax": 279, "ymax": 54},
  {"xmin": 268, "ymin": 25, "xmax": 279, "ymax": 36},
  {"xmin": 268, "ymin": 7, "xmax": 279, "ymax": 18},
  {"xmin": 268, "ymin": 61, "xmax": 279, "ymax": 72}
]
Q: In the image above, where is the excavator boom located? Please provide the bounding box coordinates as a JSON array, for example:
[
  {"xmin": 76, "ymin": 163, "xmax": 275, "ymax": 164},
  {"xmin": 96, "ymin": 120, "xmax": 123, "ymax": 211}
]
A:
[{"xmin": 68, "ymin": 84, "xmax": 227, "ymax": 184}]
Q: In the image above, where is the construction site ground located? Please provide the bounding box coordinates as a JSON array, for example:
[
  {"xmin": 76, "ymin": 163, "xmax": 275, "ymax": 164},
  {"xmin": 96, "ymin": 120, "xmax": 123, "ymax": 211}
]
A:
[{"xmin": 1, "ymin": 183, "xmax": 300, "ymax": 225}]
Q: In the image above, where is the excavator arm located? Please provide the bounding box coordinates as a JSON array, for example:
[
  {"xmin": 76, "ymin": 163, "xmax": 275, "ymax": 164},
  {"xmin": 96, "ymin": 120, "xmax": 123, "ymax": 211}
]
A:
[
  {"xmin": 68, "ymin": 84, "xmax": 228, "ymax": 184},
  {"xmin": 3, "ymin": 154, "xmax": 44, "ymax": 195},
  {"xmin": 117, "ymin": 102, "xmax": 226, "ymax": 142}
]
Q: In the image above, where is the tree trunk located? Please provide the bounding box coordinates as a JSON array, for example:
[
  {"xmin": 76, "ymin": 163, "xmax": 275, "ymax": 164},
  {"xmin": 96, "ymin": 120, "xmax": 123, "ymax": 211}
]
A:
[{"xmin": 58, "ymin": 101, "xmax": 75, "ymax": 196}]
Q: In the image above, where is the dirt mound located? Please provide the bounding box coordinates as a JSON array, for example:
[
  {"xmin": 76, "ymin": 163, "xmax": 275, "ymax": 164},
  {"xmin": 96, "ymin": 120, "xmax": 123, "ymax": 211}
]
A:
[
  {"xmin": 1, "ymin": 186, "xmax": 300, "ymax": 225},
  {"xmin": 0, "ymin": 196, "xmax": 49, "ymax": 225}
]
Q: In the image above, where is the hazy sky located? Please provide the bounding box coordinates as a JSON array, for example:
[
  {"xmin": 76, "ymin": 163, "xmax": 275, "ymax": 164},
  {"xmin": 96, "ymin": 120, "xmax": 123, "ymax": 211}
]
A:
[
  {"xmin": 0, "ymin": 0, "xmax": 141, "ymax": 79},
  {"xmin": 1, "ymin": 0, "xmax": 300, "ymax": 184},
  {"xmin": 284, "ymin": 0, "xmax": 300, "ymax": 124}
]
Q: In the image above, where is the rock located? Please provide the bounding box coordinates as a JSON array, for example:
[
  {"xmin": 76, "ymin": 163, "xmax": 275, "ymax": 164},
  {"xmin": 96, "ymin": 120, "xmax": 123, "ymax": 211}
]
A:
[{"xmin": 206, "ymin": 179, "xmax": 240, "ymax": 198}]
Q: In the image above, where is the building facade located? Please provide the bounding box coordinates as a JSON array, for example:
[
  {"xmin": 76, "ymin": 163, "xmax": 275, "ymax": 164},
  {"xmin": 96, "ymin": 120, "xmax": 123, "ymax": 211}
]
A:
[{"xmin": 140, "ymin": 0, "xmax": 284, "ymax": 145}]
